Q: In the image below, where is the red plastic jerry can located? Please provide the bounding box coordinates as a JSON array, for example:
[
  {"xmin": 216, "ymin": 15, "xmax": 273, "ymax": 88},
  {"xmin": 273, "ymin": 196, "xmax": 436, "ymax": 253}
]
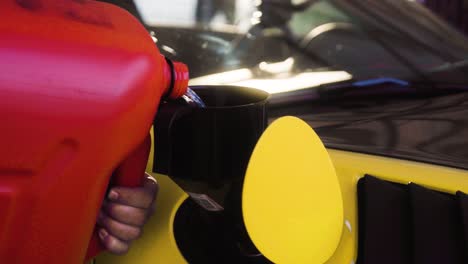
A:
[{"xmin": 0, "ymin": 0, "xmax": 188, "ymax": 263}]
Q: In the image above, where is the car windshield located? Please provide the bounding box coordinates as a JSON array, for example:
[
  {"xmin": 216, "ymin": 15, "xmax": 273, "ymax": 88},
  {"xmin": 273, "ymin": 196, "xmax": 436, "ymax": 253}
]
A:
[{"xmin": 133, "ymin": 0, "xmax": 468, "ymax": 94}]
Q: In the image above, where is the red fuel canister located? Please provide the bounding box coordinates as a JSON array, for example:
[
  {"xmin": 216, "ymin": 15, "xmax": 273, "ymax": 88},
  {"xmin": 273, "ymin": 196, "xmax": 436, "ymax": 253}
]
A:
[{"xmin": 0, "ymin": 0, "xmax": 188, "ymax": 263}]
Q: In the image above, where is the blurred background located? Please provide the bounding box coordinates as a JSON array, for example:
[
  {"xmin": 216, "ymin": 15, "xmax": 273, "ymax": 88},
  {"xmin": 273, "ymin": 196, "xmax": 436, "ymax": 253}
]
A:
[
  {"xmin": 98, "ymin": 0, "xmax": 468, "ymax": 169},
  {"xmin": 132, "ymin": 0, "xmax": 468, "ymax": 35}
]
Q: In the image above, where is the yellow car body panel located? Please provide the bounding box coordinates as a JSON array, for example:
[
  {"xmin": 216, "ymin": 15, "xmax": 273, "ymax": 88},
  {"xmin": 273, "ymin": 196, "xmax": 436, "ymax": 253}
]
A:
[
  {"xmin": 97, "ymin": 128, "xmax": 468, "ymax": 264},
  {"xmin": 326, "ymin": 149, "xmax": 468, "ymax": 264}
]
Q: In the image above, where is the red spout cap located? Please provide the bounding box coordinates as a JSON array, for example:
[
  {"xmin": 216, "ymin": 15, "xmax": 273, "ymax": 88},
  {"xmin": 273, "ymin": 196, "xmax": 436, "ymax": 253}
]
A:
[{"xmin": 163, "ymin": 57, "xmax": 189, "ymax": 100}]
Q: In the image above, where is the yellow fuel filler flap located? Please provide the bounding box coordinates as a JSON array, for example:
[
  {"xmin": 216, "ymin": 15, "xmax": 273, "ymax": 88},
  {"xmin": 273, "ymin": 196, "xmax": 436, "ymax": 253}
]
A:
[{"xmin": 242, "ymin": 116, "xmax": 344, "ymax": 264}]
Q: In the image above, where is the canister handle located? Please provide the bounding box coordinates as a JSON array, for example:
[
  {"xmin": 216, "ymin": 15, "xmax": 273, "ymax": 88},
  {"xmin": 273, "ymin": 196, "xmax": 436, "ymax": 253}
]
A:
[{"xmin": 84, "ymin": 134, "xmax": 152, "ymax": 261}]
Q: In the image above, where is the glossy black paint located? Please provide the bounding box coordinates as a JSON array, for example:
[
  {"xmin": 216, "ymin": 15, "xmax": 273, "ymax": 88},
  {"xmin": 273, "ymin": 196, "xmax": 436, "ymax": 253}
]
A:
[{"xmin": 269, "ymin": 89, "xmax": 468, "ymax": 170}]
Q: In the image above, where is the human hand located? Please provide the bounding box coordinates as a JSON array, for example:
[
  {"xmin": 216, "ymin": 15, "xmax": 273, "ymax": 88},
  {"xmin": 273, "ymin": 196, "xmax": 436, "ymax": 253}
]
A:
[{"xmin": 97, "ymin": 173, "xmax": 158, "ymax": 255}]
